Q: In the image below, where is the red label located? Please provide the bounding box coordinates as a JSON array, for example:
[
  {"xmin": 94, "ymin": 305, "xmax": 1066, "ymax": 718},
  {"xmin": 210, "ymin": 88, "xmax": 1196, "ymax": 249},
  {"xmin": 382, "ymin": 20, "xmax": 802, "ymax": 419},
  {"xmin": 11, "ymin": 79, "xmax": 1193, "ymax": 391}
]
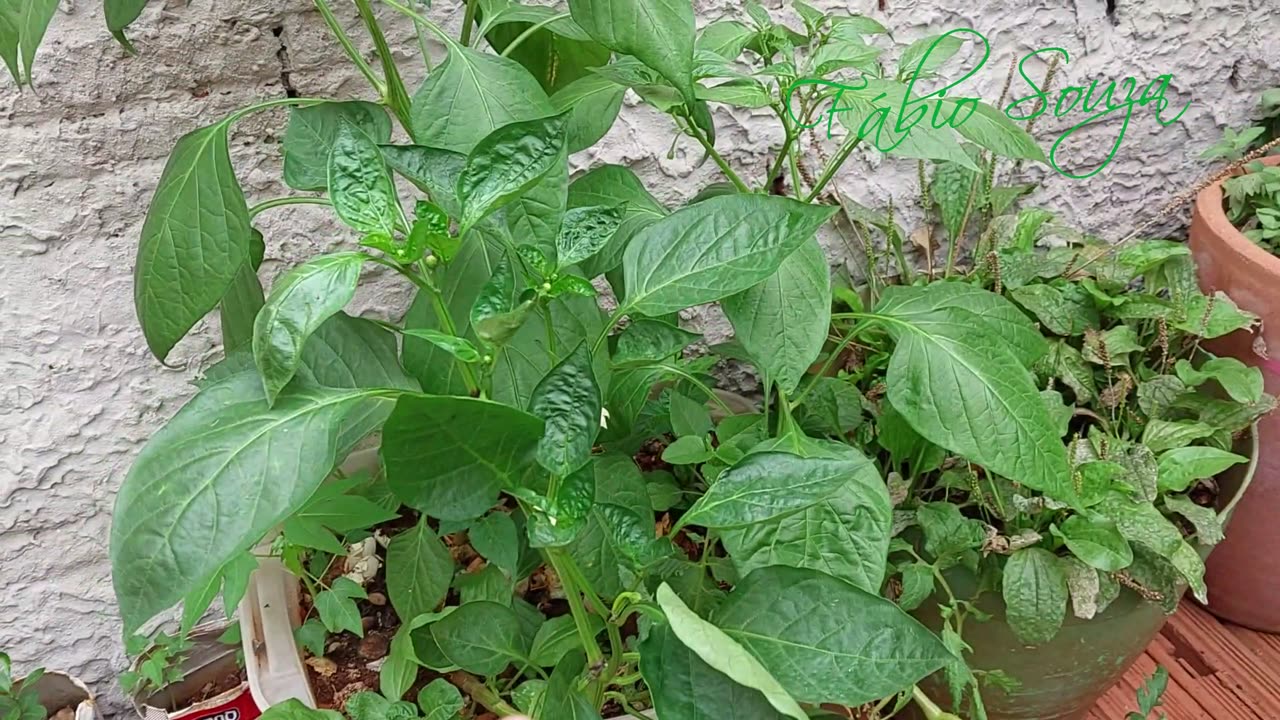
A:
[{"xmin": 173, "ymin": 685, "xmax": 261, "ymax": 720}]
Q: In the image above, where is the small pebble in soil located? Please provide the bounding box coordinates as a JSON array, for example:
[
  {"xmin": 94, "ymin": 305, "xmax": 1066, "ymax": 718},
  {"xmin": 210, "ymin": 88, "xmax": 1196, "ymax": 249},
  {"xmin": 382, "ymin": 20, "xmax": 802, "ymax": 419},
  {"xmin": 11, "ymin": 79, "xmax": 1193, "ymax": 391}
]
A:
[
  {"xmin": 358, "ymin": 633, "xmax": 389, "ymax": 661},
  {"xmin": 52, "ymin": 709, "xmax": 75, "ymax": 720},
  {"xmin": 367, "ymin": 592, "xmax": 387, "ymax": 606}
]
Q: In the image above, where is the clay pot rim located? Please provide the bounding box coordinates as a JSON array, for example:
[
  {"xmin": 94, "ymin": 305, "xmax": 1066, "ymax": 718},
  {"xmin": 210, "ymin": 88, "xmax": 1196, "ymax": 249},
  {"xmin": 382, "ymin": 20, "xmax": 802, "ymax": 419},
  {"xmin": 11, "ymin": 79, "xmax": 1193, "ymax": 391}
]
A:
[{"xmin": 1193, "ymin": 154, "xmax": 1280, "ymax": 275}]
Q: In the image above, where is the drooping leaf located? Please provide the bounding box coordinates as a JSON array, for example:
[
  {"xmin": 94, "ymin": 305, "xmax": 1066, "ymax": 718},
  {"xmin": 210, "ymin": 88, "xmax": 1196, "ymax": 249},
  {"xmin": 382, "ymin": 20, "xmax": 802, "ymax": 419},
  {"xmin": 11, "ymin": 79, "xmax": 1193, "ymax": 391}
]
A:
[
  {"xmin": 655, "ymin": 584, "xmax": 807, "ymax": 720},
  {"xmin": 713, "ymin": 566, "xmax": 953, "ymax": 706},
  {"xmin": 622, "ymin": 195, "xmax": 837, "ymax": 315},
  {"xmin": 410, "ymin": 44, "xmax": 555, "ymax": 154},
  {"xmin": 722, "ymin": 236, "xmax": 830, "ymax": 394},
  {"xmin": 104, "ymin": 0, "xmax": 149, "ymax": 51},
  {"xmin": 569, "ymin": 0, "xmax": 697, "ymax": 104},
  {"xmin": 382, "ymin": 396, "xmax": 544, "ymax": 520},
  {"xmin": 1164, "ymin": 495, "xmax": 1225, "ymax": 545},
  {"xmin": 387, "ymin": 519, "xmax": 455, "ymax": 621},
  {"xmin": 1002, "ymin": 547, "xmax": 1068, "ymax": 645},
  {"xmin": 110, "ymin": 374, "xmax": 389, "ymax": 634},
  {"xmin": 284, "ymin": 102, "xmax": 392, "ymax": 192},
  {"xmin": 529, "ymin": 343, "xmax": 602, "ymax": 476},
  {"xmin": 680, "ymin": 450, "xmax": 874, "ymax": 529},
  {"xmin": 252, "ymin": 252, "xmax": 367, "ymax": 404},
  {"xmin": 220, "ymin": 229, "xmax": 266, "ymax": 354},
  {"xmin": 135, "ymin": 120, "xmax": 251, "ymax": 360},
  {"xmin": 457, "ymin": 113, "xmax": 568, "ymax": 233}
]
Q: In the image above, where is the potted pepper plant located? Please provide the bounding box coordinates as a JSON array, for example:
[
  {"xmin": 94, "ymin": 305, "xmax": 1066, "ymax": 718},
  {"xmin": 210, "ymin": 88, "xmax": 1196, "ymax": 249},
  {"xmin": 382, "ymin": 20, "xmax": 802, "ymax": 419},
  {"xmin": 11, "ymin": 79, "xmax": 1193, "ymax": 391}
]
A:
[{"xmin": 105, "ymin": 0, "xmax": 1245, "ymax": 718}]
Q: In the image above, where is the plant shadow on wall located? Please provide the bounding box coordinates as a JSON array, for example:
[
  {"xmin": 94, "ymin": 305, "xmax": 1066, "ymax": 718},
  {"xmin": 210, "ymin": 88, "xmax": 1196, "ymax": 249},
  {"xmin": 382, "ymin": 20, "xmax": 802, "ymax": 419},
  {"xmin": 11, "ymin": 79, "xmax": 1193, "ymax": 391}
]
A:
[{"xmin": 55, "ymin": 1, "xmax": 1272, "ymax": 720}]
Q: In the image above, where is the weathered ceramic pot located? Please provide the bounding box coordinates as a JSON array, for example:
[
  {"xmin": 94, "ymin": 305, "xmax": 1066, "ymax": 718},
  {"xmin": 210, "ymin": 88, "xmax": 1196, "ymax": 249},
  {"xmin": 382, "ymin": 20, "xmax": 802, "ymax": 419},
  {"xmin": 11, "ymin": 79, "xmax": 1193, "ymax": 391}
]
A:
[
  {"xmin": 908, "ymin": 433, "xmax": 1257, "ymax": 720},
  {"xmin": 1189, "ymin": 154, "xmax": 1280, "ymax": 633}
]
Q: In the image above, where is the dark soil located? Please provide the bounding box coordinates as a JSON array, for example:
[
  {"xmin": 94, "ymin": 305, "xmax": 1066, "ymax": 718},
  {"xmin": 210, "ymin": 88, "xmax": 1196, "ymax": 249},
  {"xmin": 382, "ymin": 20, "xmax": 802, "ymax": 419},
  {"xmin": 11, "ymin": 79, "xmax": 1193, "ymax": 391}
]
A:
[{"xmin": 190, "ymin": 668, "xmax": 247, "ymax": 705}]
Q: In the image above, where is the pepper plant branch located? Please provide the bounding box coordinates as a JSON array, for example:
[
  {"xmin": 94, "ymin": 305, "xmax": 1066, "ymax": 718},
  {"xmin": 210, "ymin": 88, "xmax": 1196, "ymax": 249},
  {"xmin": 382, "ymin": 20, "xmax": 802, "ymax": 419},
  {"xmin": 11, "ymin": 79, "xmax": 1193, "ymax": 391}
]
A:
[
  {"xmin": 803, "ymin": 133, "xmax": 862, "ymax": 203},
  {"xmin": 678, "ymin": 112, "xmax": 751, "ymax": 193},
  {"xmin": 247, "ymin": 196, "xmax": 331, "ymax": 219},
  {"xmin": 449, "ymin": 671, "xmax": 522, "ymax": 717},
  {"xmin": 353, "ymin": 0, "xmax": 415, "ymax": 135},
  {"xmin": 313, "ymin": 0, "xmax": 385, "ymax": 96},
  {"xmin": 501, "ymin": 12, "xmax": 572, "ymax": 57}
]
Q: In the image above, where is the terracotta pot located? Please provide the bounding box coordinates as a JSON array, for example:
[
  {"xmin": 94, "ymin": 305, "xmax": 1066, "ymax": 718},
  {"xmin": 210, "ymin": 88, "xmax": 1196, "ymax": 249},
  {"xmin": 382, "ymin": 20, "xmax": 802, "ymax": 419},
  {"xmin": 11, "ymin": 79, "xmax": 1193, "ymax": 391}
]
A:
[
  {"xmin": 907, "ymin": 433, "xmax": 1257, "ymax": 720},
  {"xmin": 1189, "ymin": 154, "xmax": 1280, "ymax": 632}
]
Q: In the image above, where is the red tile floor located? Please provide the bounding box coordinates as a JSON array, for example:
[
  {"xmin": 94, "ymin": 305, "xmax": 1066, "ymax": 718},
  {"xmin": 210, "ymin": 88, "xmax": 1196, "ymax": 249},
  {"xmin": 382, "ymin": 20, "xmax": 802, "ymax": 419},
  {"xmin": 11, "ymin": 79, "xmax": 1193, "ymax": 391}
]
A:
[{"xmin": 1086, "ymin": 601, "xmax": 1280, "ymax": 719}]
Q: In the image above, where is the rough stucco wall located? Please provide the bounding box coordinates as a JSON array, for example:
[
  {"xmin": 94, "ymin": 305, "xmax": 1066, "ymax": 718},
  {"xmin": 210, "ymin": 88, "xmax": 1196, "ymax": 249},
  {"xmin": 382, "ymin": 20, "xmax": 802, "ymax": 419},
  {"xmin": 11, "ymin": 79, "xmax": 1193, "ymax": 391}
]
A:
[{"xmin": 0, "ymin": 0, "xmax": 1274, "ymax": 713}]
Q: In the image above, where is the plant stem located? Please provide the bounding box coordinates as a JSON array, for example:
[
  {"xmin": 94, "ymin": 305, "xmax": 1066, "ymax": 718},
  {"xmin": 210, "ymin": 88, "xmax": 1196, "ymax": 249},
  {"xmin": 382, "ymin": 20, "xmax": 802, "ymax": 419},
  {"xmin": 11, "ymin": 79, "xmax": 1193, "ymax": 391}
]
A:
[
  {"xmin": 375, "ymin": 258, "xmax": 482, "ymax": 393},
  {"xmin": 662, "ymin": 365, "xmax": 734, "ymax": 415},
  {"xmin": 353, "ymin": 0, "xmax": 415, "ymax": 136},
  {"xmin": 680, "ymin": 113, "xmax": 751, "ymax": 193},
  {"xmin": 414, "ymin": 21, "xmax": 433, "ymax": 72},
  {"xmin": 247, "ymin": 196, "xmax": 331, "ymax": 218},
  {"xmin": 379, "ymin": 0, "xmax": 455, "ymax": 44},
  {"xmin": 313, "ymin": 0, "xmax": 385, "ymax": 96},
  {"xmin": 592, "ymin": 306, "xmax": 626, "ymax": 355},
  {"xmin": 500, "ymin": 12, "xmax": 571, "ymax": 57},
  {"xmin": 460, "ymin": 0, "xmax": 478, "ymax": 45},
  {"xmin": 790, "ymin": 323, "xmax": 866, "ymax": 406},
  {"xmin": 541, "ymin": 304, "xmax": 558, "ymax": 358},
  {"xmin": 449, "ymin": 671, "xmax": 521, "ymax": 717},
  {"xmin": 545, "ymin": 550, "xmax": 605, "ymax": 667},
  {"xmin": 803, "ymin": 134, "xmax": 862, "ymax": 203},
  {"xmin": 559, "ymin": 553, "xmax": 626, "ymax": 705}
]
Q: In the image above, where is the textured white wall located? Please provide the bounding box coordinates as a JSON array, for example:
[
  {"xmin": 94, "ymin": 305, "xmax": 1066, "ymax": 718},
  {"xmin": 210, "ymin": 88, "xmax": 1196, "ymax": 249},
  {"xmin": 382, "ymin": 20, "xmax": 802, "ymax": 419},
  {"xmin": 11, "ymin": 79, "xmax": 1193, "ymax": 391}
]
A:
[{"xmin": 0, "ymin": 0, "xmax": 1275, "ymax": 713}]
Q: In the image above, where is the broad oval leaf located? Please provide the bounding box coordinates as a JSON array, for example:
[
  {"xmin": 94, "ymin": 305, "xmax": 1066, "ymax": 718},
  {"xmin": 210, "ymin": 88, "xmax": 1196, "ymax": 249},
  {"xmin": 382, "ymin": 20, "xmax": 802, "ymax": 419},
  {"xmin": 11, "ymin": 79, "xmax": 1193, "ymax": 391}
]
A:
[
  {"xmin": 253, "ymin": 252, "xmax": 367, "ymax": 404},
  {"xmin": 329, "ymin": 122, "xmax": 402, "ymax": 236},
  {"xmin": 529, "ymin": 614, "xmax": 605, "ymax": 668},
  {"xmin": 551, "ymin": 74, "xmax": 627, "ymax": 153},
  {"xmin": 410, "ymin": 44, "xmax": 554, "ymax": 154},
  {"xmin": 713, "ymin": 566, "xmax": 952, "ymax": 707},
  {"xmin": 417, "ymin": 678, "xmax": 465, "ymax": 720},
  {"xmin": 722, "ymin": 236, "xmax": 830, "ymax": 394},
  {"xmin": 877, "ymin": 287, "xmax": 1073, "ymax": 505},
  {"xmin": 720, "ymin": 460, "xmax": 892, "ymax": 592},
  {"xmin": 110, "ymin": 373, "xmax": 388, "ymax": 634},
  {"xmin": 386, "ymin": 519, "xmax": 455, "ymax": 621},
  {"xmin": 284, "ymin": 102, "xmax": 392, "ymax": 192},
  {"xmin": 680, "ymin": 449, "xmax": 875, "ymax": 529},
  {"xmin": 382, "ymin": 395, "xmax": 544, "ymax": 520},
  {"xmin": 875, "ymin": 282, "xmax": 1048, "ymax": 367},
  {"xmin": 428, "ymin": 601, "xmax": 527, "ymax": 675},
  {"xmin": 135, "ymin": 120, "xmax": 251, "ymax": 361},
  {"xmin": 1002, "ymin": 547, "xmax": 1069, "ymax": 645},
  {"xmin": 457, "ymin": 113, "xmax": 568, "ymax": 233},
  {"xmin": 567, "ymin": 164, "xmax": 668, "ymax": 278},
  {"xmin": 621, "ymin": 195, "xmax": 837, "ymax": 316},
  {"xmin": 612, "ymin": 317, "xmax": 701, "ymax": 366},
  {"xmin": 568, "ymin": 0, "xmax": 697, "ymax": 104},
  {"xmin": 655, "ymin": 584, "xmax": 807, "ymax": 720},
  {"xmin": 529, "ymin": 343, "xmax": 602, "ymax": 476}
]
